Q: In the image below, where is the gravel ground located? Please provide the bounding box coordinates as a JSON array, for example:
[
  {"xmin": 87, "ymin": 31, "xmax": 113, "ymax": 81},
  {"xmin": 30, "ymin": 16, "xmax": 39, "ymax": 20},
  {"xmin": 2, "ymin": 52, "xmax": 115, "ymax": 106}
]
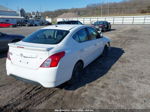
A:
[{"xmin": 0, "ymin": 25, "xmax": 150, "ymax": 111}]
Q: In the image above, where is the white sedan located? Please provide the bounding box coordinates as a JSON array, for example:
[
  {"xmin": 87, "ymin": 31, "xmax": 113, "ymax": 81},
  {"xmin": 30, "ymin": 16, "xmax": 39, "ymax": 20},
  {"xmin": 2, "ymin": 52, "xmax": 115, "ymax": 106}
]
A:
[{"xmin": 6, "ymin": 25, "xmax": 111, "ymax": 88}]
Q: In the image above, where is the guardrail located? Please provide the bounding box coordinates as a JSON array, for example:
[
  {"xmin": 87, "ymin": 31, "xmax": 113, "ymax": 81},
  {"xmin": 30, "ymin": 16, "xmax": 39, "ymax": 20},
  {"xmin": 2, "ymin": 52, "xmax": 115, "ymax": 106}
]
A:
[{"xmin": 57, "ymin": 15, "xmax": 150, "ymax": 24}]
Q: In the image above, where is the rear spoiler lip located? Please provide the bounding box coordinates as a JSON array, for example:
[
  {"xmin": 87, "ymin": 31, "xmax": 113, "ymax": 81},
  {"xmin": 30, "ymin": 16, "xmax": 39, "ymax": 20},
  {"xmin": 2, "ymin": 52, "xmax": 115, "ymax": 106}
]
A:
[{"xmin": 8, "ymin": 43, "xmax": 53, "ymax": 51}]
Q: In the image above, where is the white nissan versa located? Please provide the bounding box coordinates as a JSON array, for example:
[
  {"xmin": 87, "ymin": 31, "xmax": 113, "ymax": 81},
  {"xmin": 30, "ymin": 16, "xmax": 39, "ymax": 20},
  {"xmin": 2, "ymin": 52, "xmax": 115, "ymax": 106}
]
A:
[{"xmin": 6, "ymin": 25, "xmax": 111, "ymax": 88}]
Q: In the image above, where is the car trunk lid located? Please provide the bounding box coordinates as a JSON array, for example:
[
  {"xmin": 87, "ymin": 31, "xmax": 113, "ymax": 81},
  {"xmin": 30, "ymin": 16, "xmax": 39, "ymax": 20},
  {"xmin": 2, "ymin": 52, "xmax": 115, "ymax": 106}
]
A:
[{"xmin": 8, "ymin": 41, "xmax": 55, "ymax": 69}]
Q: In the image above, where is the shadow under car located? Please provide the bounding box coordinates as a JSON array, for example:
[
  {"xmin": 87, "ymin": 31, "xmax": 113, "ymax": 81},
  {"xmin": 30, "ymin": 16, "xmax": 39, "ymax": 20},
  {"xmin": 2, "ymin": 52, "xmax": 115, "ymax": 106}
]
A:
[{"xmin": 63, "ymin": 47, "xmax": 125, "ymax": 90}]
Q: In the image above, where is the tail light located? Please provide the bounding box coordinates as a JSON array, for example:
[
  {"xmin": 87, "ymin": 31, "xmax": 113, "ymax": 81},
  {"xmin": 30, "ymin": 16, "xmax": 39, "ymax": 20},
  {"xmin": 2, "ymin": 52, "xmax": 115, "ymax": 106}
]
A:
[
  {"xmin": 7, "ymin": 52, "xmax": 12, "ymax": 60},
  {"xmin": 17, "ymin": 46, "xmax": 24, "ymax": 48},
  {"xmin": 40, "ymin": 51, "xmax": 65, "ymax": 68}
]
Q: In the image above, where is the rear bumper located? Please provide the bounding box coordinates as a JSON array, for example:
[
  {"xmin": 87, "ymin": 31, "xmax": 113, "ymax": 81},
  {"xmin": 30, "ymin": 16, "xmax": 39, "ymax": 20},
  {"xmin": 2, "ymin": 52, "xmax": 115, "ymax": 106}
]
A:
[{"xmin": 6, "ymin": 60, "xmax": 63, "ymax": 88}]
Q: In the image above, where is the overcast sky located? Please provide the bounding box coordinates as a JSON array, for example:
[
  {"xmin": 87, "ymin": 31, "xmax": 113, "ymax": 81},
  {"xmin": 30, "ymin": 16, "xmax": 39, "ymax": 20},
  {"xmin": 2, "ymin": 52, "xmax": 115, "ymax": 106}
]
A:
[{"xmin": 0, "ymin": 0, "xmax": 123, "ymax": 12}]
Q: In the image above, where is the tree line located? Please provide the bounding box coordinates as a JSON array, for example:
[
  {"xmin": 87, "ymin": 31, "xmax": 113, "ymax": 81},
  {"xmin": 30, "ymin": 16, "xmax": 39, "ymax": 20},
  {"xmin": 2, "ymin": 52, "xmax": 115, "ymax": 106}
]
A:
[{"xmin": 41, "ymin": 0, "xmax": 150, "ymax": 18}]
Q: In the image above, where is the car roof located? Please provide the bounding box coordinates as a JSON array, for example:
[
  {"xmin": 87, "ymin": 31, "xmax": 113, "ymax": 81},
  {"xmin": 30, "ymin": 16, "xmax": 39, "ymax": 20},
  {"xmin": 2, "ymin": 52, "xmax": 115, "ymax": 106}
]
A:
[
  {"xmin": 96, "ymin": 21, "xmax": 107, "ymax": 22},
  {"xmin": 42, "ymin": 25, "xmax": 84, "ymax": 31},
  {"xmin": 58, "ymin": 20, "xmax": 79, "ymax": 22}
]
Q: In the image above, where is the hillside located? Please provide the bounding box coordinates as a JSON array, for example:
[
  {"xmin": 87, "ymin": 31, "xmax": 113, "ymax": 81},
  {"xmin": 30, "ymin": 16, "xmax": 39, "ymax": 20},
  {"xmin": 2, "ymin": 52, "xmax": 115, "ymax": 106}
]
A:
[{"xmin": 41, "ymin": 0, "xmax": 150, "ymax": 18}]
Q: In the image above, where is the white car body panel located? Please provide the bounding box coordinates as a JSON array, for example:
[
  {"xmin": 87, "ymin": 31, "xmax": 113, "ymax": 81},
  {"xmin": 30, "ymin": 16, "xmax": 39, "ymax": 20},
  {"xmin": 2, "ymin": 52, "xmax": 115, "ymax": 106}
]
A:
[{"xmin": 6, "ymin": 25, "xmax": 111, "ymax": 88}]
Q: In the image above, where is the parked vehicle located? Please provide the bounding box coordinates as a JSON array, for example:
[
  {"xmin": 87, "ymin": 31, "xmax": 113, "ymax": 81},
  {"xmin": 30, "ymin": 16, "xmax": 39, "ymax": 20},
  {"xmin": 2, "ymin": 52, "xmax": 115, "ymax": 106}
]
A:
[
  {"xmin": 6, "ymin": 25, "xmax": 111, "ymax": 88},
  {"xmin": 57, "ymin": 20, "xmax": 83, "ymax": 25},
  {"xmin": 93, "ymin": 21, "xmax": 111, "ymax": 32},
  {"xmin": 24, "ymin": 20, "xmax": 35, "ymax": 26},
  {"xmin": 16, "ymin": 21, "xmax": 26, "ymax": 26},
  {"xmin": 34, "ymin": 20, "xmax": 42, "ymax": 26},
  {"xmin": 0, "ymin": 22, "xmax": 16, "ymax": 28},
  {"xmin": 0, "ymin": 32, "xmax": 25, "ymax": 51},
  {"xmin": 44, "ymin": 21, "xmax": 52, "ymax": 25}
]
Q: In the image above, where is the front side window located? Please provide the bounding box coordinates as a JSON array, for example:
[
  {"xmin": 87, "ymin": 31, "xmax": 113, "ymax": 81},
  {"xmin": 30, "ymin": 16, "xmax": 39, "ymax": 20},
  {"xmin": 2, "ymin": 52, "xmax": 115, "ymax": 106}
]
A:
[
  {"xmin": 73, "ymin": 28, "xmax": 88, "ymax": 42},
  {"xmin": 23, "ymin": 29, "xmax": 69, "ymax": 44},
  {"xmin": 87, "ymin": 27, "xmax": 101, "ymax": 39}
]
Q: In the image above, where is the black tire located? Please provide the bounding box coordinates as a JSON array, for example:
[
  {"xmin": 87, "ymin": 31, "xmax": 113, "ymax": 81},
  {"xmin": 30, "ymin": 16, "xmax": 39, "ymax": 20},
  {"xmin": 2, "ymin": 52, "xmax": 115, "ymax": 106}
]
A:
[
  {"xmin": 68, "ymin": 61, "xmax": 83, "ymax": 84},
  {"xmin": 101, "ymin": 45, "xmax": 109, "ymax": 57}
]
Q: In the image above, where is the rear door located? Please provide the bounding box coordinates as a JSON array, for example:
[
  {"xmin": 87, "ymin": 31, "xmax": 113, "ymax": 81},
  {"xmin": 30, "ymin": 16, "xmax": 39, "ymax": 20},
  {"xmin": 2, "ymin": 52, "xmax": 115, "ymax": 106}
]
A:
[{"xmin": 73, "ymin": 28, "xmax": 98, "ymax": 66}]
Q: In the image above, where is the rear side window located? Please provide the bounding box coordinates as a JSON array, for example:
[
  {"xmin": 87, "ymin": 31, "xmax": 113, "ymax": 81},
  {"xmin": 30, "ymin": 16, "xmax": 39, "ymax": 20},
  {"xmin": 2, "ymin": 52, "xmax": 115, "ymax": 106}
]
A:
[
  {"xmin": 23, "ymin": 29, "xmax": 69, "ymax": 44},
  {"xmin": 73, "ymin": 28, "xmax": 88, "ymax": 42}
]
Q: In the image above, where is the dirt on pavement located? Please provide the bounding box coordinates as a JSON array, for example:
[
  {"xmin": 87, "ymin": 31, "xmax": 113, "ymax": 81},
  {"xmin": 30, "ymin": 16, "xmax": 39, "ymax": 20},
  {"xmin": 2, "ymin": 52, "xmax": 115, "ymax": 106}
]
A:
[{"xmin": 0, "ymin": 25, "xmax": 150, "ymax": 111}]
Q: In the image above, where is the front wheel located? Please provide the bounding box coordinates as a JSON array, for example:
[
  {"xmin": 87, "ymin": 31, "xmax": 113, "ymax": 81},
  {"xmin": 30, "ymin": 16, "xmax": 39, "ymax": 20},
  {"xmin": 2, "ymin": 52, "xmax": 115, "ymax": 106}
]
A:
[{"xmin": 101, "ymin": 45, "xmax": 109, "ymax": 57}]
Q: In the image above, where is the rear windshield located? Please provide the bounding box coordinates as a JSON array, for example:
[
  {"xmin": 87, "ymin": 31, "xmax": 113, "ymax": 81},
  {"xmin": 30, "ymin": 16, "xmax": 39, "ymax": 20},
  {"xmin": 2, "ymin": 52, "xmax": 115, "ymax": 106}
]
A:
[
  {"xmin": 57, "ymin": 21, "xmax": 66, "ymax": 24},
  {"xmin": 22, "ymin": 29, "xmax": 69, "ymax": 44}
]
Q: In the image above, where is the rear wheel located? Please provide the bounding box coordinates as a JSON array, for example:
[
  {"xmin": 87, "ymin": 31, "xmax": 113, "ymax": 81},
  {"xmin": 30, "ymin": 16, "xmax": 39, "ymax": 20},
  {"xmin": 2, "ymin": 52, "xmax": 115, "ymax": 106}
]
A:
[{"xmin": 68, "ymin": 61, "xmax": 83, "ymax": 84}]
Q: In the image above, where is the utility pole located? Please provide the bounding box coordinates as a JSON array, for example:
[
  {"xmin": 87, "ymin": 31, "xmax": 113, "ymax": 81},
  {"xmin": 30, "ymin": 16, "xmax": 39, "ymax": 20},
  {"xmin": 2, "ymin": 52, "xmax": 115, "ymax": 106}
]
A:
[
  {"xmin": 17, "ymin": 6, "xmax": 20, "ymax": 16},
  {"xmin": 101, "ymin": 0, "xmax": 103, "ymax": 17},
  {"xmin": 108, "ymin": 0, "xmax": 110, "ymax": 16}
]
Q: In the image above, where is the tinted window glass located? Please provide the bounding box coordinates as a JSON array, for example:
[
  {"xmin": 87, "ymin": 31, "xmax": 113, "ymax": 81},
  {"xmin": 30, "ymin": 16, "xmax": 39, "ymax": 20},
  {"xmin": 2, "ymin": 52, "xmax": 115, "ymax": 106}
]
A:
[
  {"xmin": 23, "ymin": 29, "xmax": 69, "ymax": 44},
  {"xmin": 73, "ymin": 28, "xmax": 88, "ymax": 42},
  {"xmin": 94, "ymin": 21, "xmax": 104, "ymax": 25},
  {"xmin": 87, "ymin": 27, "xmax": 97, "ymax": 40},
  {"xmin": 73, "ymin": 34, "xmax": 80, "ymax": 42},
  {"xmin": 57, "ymin": 21, "xmax": 82, "ymax": 25},
  {"xmin": 78, "ymin": 21, "xmax": 83, "ymax": 24},
  {"xmin": 104, "ymin": 22, "xmax": 107, "ymax": 25},
  {"xmin": 57, "ymin": 21, "xmax": 66, "ymax": 24},
  {"xmin": 78, "ymin": 29, "xmax": 88, "ymax": 42},
  {"xmin": 67, "ymin": 21, "xmax": 77, "ymax": 24},
  {"xmin": 87, "ymin": 27, "xmax": 101, "ymax": 39}
]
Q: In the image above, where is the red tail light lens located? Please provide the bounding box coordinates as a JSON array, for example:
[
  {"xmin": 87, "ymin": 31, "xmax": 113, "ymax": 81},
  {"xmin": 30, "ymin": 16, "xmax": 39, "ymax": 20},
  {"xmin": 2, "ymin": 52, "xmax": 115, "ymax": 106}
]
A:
[
  {"xmin": 17, "ymin": 46, "xmax": 24, "ymax": 48},
  {"xmin": 40, "ymin": 51, "xmax": 65, "ymax": 68}
]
